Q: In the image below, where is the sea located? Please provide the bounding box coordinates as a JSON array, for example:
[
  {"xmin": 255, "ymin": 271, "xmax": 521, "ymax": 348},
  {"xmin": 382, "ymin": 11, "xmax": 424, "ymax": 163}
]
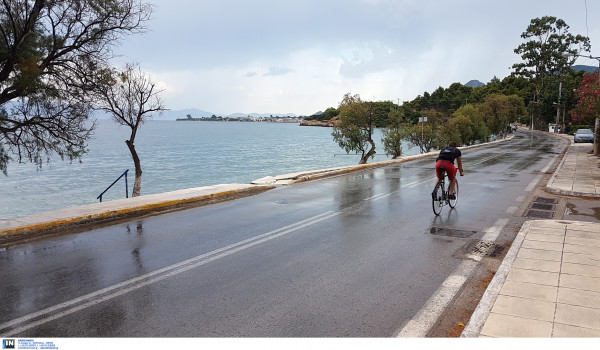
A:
[{"xmin": 1, "ymin": 119, "xmax": 421, "ymax": 219}]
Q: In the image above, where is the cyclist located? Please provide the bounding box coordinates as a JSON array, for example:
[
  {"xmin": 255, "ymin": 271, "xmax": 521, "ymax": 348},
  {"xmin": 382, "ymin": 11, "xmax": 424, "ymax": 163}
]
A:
[{"xmin": 435, "ymin": 141, "xmax": 464, "ymax": 200}]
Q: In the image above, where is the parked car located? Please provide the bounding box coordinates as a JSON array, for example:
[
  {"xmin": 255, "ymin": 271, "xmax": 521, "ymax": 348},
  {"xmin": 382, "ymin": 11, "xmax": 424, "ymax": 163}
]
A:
[{"xmin": 574, "ymin": 128, "xmax": 595, "ymax": 143}]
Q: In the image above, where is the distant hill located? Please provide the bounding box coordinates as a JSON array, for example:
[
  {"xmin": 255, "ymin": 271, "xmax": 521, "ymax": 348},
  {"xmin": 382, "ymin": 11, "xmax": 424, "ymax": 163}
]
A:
[
  {"xmin": 572, "ymin": 65, "xmax": 598, "ymax": 73},
  {"xmin": 464, "ymin": 80, "xmax": 485, "ymax": 88},
  {"xmin": 149, "ymin": 109, "xmax": 299, "ymax": 120}
]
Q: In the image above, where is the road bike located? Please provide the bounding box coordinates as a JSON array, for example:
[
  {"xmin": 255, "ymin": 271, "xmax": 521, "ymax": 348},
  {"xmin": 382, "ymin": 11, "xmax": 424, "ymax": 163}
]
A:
[{"xmin": 431, "ymin": 168, "xmax": 459, "ymax": 216}]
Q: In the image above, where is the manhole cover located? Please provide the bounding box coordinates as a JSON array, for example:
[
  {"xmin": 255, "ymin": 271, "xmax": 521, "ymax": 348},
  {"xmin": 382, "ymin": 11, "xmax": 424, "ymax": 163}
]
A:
[
  {"xmin": 525, "ymin": 210, "xmax": 554, "ymax": 219},
  {"xmin": 429, "ymin": 227, "xmax": 476, "ymax": 238},
  {"xmin": 530, "ymin": 203, "xmax": 555, "ymax": 211},
  {"xmin": 534, "ymin": 197, "xmax": 558, "ymax": 204}
]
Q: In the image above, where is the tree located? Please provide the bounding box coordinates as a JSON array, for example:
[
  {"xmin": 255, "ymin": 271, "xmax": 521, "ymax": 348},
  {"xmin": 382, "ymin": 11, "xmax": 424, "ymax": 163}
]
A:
[
  {"xmin": 331, "ymin": 93, "xmax": 376, "ymax": 164},
  {"xmin": 478, "ymin": 94, "xmax": 524, "ymax": 134},
  {"xmin": 403, "ymin": 110, "xmax": 449, "ymax": 153},
  {"xmin": 512, "ymin": 16, "xmax": 590, "ymax": 128},
  {"xmin": 381, "ymin": 108, "xmax": 407, "ymax": 159},
  {"xmin": 572, "ymin": 71, "xmax": 600, "ymax": 154},
  {"xmin": 0, "ymin": 0, "xmax": 152, "ymax": 174},
  {"xmin": 449, "ymin": 104, "xmax": 490, "ymax": 146},
  {"xmin": 94, "ymin": 63, "xmax": 166, "ymax": 197}
]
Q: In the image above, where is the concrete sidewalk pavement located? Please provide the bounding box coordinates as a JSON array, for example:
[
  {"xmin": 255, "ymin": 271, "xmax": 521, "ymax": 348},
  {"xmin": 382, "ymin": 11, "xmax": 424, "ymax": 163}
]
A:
[{"xmin": 463, "ymin": 136, "xmax": 600, "ymax": 338}]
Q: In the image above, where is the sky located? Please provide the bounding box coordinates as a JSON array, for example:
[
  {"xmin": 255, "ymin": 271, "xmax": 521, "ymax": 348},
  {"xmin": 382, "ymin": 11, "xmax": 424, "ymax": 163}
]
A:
[{"xmin": 113, "ymin": 0, "xmax": 600, "ymax": 116}]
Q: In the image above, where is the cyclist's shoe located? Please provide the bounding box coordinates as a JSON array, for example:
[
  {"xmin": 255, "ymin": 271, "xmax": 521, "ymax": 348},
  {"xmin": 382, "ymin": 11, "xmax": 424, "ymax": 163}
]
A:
[
  {"xmin": 431, "ymin": 191, "xmax": 437, "ymax": 200},
  {"xmin": 448, "ymin": 194, "xmax": 456, "ymax": 200}
]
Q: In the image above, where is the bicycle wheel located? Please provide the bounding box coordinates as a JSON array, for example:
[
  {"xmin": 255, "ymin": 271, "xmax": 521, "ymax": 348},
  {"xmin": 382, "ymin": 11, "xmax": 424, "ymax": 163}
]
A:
[
  {"xmin": 432, "ymin": 181, "xmax": 444, "ymax": 215},
  {"xmin": 448, "ymin": 179, "xmax": 459, "ymax": 208}
]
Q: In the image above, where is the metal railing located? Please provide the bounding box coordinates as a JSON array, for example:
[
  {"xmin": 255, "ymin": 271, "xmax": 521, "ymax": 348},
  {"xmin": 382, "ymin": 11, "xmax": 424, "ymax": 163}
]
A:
[{"xmin": 97, "ymin": 169, "xmax": 129, "ymax": 202}]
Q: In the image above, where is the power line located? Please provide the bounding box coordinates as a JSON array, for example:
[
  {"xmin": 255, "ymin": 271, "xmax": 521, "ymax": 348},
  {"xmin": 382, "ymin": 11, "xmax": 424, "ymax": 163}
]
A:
[{"xmin": 585, "ymin": 0, "xmax": 589, "ymax": 38}]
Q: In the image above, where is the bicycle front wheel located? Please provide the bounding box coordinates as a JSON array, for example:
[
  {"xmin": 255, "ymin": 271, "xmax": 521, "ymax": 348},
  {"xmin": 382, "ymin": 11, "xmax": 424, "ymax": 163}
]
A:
[
  {"xmin": 432, "ymin": 182, "xmax": 444, "ymax": 215},
  {"xmin": 448, "ymin": 179, "xmax": 459, "ymax": 208}
]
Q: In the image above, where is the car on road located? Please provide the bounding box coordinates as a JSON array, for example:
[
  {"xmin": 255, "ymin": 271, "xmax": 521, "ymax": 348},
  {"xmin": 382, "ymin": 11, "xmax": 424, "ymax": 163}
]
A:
[{"xmin": 574, "ymin": 128, "xmax": 595, "ymax": 143}]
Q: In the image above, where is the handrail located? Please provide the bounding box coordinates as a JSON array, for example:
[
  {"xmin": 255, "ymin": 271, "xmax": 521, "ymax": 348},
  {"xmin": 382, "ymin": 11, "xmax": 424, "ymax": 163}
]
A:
[{"xmin": 97, "ymin": 169, "xmax": 129, "ymax": 202}]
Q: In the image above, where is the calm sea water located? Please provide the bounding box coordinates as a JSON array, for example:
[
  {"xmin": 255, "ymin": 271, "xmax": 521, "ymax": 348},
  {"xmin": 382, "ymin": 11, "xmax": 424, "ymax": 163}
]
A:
[{"xmin": 1, "ymin": 120, "xmax": 419, "ymax": 219}]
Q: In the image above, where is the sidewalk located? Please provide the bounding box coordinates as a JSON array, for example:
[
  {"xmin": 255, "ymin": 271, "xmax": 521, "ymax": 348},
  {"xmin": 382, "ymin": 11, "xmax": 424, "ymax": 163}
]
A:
[{"xmin": 463, "ymin": 137, "xmax": 600, "ymax": 337}]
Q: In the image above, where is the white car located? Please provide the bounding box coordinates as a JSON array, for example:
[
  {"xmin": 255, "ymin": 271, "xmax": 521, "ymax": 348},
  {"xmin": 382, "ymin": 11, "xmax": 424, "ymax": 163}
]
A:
[{"xmin": 574, "ymin": 129, "xmax": 594, "ymax": 143}]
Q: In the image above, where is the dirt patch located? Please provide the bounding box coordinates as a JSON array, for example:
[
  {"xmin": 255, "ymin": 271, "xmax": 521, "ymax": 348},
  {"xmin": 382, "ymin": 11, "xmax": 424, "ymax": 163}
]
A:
[{"xmin": 476, "ymin": 270, "xmax": 496, "ymax": 290}]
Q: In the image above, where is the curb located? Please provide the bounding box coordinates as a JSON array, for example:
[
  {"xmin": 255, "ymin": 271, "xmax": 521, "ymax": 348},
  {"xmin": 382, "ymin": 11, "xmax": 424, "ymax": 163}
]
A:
[
  {"xmin": 0, "ymin": 184, "xmax": 273, "ymax": 245},
  {"xmin": 461, "ymin": 220, "xmax": 531, "ymax": 337}
]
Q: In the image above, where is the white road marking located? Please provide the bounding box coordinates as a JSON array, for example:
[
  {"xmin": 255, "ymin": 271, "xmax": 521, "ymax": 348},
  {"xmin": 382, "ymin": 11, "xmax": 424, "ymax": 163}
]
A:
[
  {"xmin": 396, "ymin": 218, "xmax": 509, "ymax": 337},
  {"xmin": 524, "ymin": 175, "xmax": 542, "ymax": 192},
  {"xmin": 396, "ymin": 260, "xmax": 478, "ymax": 337},
  {"xmin": 0, "ymin": 211, "xmax": 340, "ymax": 336}
]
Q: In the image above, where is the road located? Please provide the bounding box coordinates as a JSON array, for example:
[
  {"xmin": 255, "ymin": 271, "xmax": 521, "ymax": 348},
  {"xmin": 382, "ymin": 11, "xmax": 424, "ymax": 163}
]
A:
[{"xmin": 0, "ymin": 130, "xmax": 568, "ymax": 337}]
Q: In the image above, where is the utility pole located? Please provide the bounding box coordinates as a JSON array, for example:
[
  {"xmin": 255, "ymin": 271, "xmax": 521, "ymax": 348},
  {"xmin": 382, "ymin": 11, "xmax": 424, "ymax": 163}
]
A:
[{"xmin": 555, "ymin": 81, "xmax": 562, "ymax": 133}]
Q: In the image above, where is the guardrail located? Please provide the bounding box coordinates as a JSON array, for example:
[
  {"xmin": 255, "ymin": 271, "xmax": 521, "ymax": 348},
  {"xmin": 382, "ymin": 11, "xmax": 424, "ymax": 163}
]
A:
[{"xmin": 97, "ymin": 170, "xmax": 129, "ymax": 202}]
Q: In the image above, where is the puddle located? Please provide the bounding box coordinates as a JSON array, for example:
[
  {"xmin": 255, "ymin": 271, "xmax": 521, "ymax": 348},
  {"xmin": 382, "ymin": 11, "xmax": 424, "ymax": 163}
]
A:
[{"xmin": 565, "ymin": 203, "xmax": 600, "ymax": 220}]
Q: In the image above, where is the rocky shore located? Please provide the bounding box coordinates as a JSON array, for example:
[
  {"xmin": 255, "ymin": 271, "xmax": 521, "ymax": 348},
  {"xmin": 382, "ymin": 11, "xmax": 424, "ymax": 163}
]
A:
[{"xmin": 299, "ymin": 119, "xmax": 340, "ymax": 127}]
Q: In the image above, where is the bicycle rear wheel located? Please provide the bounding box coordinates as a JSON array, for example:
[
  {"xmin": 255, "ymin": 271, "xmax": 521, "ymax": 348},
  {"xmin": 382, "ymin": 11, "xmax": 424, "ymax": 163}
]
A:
[
  {"xmin": 448, "ymin": 179, "xmax": 459, "ymax": 208},
  {"xmin": 432, "ymin": 181, "xmax": 444, "ymax": 215}
]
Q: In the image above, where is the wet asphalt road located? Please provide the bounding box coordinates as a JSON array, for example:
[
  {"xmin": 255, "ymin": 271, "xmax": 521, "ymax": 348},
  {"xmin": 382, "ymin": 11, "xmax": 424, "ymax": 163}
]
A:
[{"xmin": 0, "ymin": 130, "xmax": 568, "ymax": 337}]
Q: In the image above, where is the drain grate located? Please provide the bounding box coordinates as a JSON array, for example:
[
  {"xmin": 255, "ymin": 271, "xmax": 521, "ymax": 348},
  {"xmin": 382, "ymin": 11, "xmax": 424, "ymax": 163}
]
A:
[
  {"xmin": 525, "ymin": 197, "xmax": 558, "ymax": 218},
  {"xmin": 531, "ymin": 203, "xmax": 555, "ymax": 211},
  {"xmin": 534, "ymin": 197, "xmax": 558, "ymax": 204},
  {"xmin": 430, "ymin": 227, "xmax": 476, "ymax": 238},
  {"xmin": 525, "ymin": 210, "xmax": 554, "ymax": 219}
]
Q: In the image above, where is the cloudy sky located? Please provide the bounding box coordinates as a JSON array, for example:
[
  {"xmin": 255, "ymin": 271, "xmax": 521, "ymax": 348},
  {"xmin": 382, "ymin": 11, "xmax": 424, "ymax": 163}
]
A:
[{"xmin": 114, "ymin": 0, "xmax": 600, "ymax": 116}]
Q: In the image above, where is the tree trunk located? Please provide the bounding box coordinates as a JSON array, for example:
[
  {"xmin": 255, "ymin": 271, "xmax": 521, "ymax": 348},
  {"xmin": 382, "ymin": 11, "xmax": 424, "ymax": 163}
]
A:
[
  {"xmin": 359, "ymin": 139, "xmax": 376, "ymax": 164},
  {"xmin": 126, "ymin": 140, "xmax": 142, "ymax": 197},
  {"xmin": 594, "ymin": 117, "xmax": 600, "ymax": 156}
]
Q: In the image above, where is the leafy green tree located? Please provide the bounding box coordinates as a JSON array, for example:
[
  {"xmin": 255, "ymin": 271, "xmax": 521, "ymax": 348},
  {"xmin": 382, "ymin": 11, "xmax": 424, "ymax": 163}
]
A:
[
  {"xmin": 0, "ymin": 0, "xmax": 152, "ymax": 174},
  {"xmin": 402, "ymin": 110, "xmax": 449, "ymax": 153},
  {"xmin": 478, "ymin": 94, "xmax": 524, "ymax": 134},
  {"xmin": 94, "ymin": 63, "xmax": 166, "ymax": 197},
  {"xmin": 331, "ymin": 93, "xmax": 376, "ymax": 164},
  {"xmin": 512, "ymin": 16, "xmax": 590, "ymax": 128},
  {"xmin": 449, "ymin": 104, "xmax": 490, "ymax": 145},
  {"xmin": 381, "ymin": 108, "xmax": 407, "ymax": 159}
]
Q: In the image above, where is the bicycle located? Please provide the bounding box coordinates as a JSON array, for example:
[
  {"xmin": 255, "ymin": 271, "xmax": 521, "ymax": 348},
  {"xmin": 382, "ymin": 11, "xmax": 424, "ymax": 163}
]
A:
[{"xmin": 431, "ymin": 168, "xmax": 459, "ymax": 216}]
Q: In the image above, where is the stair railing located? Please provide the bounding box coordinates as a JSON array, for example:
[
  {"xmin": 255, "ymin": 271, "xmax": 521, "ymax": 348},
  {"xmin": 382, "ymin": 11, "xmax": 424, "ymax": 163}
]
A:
[{"xmin": 97, "ymin": 169, "xmax": 129, "ymax": 202}]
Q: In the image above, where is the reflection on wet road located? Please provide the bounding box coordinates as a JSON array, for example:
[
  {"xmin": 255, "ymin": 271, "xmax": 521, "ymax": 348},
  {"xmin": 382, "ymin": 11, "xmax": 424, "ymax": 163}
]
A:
[{"xmin": 0, "ymin": 131, "xmax": 568, "ymax": 337}]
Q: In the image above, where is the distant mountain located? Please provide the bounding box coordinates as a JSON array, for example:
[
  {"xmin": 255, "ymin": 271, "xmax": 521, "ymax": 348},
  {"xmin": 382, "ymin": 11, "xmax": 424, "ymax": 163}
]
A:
[
  {"xmin": 572, "ymin": 65, "xmax": 598, "ymax": 73},
  {"xmin": 464, "ymin": 80, "xmax": 485, "ymax": 88}
]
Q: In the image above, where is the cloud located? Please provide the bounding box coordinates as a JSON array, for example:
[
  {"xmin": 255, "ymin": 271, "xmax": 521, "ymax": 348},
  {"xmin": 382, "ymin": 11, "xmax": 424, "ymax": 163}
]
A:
[
  {"xmin": 263, "ymin": 66, "xmax": 293, "ymax": 77},
  {"xmin": 117, "ymin": 0, "xmax": 600, "ymax": 115}
]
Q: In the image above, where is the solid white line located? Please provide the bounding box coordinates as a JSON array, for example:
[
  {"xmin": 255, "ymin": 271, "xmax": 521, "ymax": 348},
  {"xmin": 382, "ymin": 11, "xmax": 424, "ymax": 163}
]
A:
[{"xmin": 0, "ymin": 211, "xmax": 341, "ymax": 336}]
